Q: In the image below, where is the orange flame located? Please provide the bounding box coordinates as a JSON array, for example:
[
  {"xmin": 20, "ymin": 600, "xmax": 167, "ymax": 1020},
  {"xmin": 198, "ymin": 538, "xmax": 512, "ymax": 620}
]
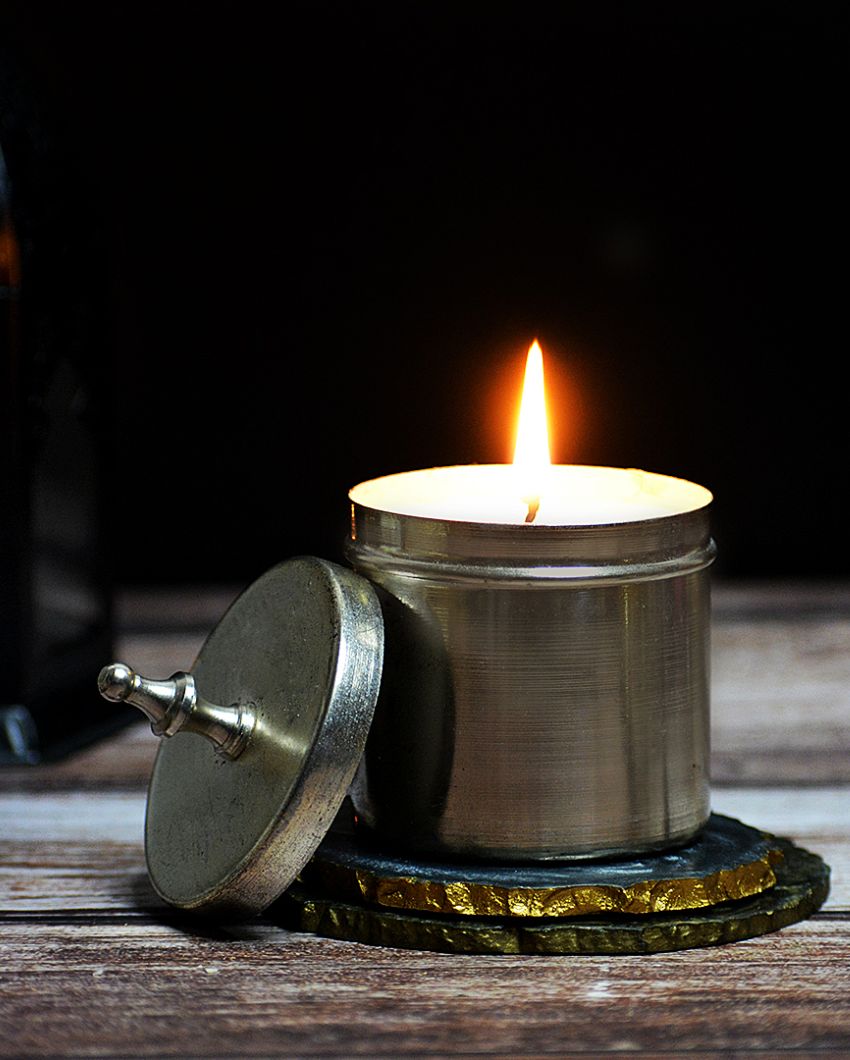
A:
[{"xmin": 513, "ymin": 340, "xmax": 551, "ymax": 521}]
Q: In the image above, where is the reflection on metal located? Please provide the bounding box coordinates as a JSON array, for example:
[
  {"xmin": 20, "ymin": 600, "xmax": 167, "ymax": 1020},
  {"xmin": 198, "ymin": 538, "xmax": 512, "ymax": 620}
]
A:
[
  {"xmin": 98, "ymin": 663, "xmax": 255, "ymax": 759},
  {"xmin": 349, "ymin": 500, "xmax": 715, "ymax": 860}
]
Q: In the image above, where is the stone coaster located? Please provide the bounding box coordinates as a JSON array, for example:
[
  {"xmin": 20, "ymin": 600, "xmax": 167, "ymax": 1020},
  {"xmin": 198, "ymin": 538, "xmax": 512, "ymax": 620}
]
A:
[
  {"xmin": 301, "ymin": 814, "xmax": 783, "ymax": 918},
  {"xmin": 275, "ymin": 834, "xmax": 829, "ymax": 955}
]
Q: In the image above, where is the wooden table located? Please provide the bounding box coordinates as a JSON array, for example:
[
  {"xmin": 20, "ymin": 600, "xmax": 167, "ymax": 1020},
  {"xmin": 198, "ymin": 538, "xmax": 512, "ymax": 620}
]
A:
[{"xmin": 2, "ymin": 584, "xmax": 849, "ymax": 1058}]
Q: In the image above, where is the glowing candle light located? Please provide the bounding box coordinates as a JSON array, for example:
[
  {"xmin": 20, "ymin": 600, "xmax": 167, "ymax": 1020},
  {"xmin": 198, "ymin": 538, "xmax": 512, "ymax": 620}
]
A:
[{"xmin": 350, "ymin": 341, "xmax": 711, "ymax": 525}]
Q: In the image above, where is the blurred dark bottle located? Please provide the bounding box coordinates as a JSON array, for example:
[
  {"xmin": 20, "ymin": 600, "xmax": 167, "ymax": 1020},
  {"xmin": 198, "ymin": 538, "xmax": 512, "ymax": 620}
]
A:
[{"xmin": 1, "ymin": 118, "xmax": 130, "ymax": 762}]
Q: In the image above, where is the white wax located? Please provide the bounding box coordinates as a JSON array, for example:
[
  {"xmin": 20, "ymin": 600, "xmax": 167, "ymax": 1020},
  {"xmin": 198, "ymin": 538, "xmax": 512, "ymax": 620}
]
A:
[{"xmin": 350, "ymin": 465, "xmax": 712, "ymax": 526}]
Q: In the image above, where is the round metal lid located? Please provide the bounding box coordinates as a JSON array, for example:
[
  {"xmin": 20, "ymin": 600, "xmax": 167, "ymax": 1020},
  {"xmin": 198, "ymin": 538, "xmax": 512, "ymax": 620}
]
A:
[{"xmin": 143, "ymin": 556, "xmax": 384, "ymax": 917}]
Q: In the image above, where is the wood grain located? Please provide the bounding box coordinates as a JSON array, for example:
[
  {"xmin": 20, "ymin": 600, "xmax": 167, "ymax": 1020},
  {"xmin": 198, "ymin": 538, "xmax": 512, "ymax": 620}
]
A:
[
  {"xmin": 2, "ymin": 790, "xmax": 847, "ymax": 916},
  {"xmin": 1, "ymin": 919, "xmax": 849, "ymax": 1057},
  {"xmin": 712, "ymin": 617, "xmax": 850, "ymax": 784},
  {"xmin": 1, "ymin": 583, "xmax": 849, "ymax": 1058}
]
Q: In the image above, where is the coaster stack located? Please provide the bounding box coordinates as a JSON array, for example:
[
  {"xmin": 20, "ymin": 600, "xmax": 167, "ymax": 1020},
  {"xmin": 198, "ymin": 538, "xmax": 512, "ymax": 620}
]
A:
[{"xmin": 276, "ymin": 814, "xmax": 829, "ymax": 955}]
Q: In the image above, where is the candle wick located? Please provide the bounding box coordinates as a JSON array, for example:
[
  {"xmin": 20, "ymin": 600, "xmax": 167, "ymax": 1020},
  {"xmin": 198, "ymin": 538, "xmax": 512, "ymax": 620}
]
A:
[{"xmin": 524, "ymin": 497, "xmax": 540, "ymax": 524}]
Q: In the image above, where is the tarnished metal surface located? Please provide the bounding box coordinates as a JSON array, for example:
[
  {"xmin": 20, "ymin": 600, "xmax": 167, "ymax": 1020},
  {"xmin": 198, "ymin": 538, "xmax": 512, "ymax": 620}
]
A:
[
  {"xmin": 348, "ymin": 498, "xmax": 715, "ymax": 860},
  {"xmin": 304, "ymin": 814, "xmax": 781, "ymax": 918},
  {"xmin": 141, "ymin": 558, "xmax": 384, "ymax": 916}
]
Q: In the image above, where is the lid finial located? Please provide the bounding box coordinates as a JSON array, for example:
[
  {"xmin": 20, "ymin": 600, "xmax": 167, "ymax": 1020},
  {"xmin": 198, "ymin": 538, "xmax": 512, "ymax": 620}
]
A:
[{"xmin": 98, "ymin": 662, "xmax": 255, "ymax": 759}]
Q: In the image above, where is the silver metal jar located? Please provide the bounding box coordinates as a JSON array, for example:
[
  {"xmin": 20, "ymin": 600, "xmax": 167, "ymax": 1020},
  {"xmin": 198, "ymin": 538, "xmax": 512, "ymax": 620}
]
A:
[{"xmin": 347, "ymin": 485, "xmax": 715, "ymax": 861}]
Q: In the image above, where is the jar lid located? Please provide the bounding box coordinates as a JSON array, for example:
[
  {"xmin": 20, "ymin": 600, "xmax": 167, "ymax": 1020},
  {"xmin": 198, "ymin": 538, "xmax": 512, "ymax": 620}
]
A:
[{"xmin": 102, "ymin": 557, "xmax": 384, "ymax": 917}]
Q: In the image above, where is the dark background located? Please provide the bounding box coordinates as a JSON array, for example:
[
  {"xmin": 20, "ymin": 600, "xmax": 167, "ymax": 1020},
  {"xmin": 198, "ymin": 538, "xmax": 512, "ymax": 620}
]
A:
[{"xmin": 2, "ymin": 3, "xmax": 846, "ymax": 585}]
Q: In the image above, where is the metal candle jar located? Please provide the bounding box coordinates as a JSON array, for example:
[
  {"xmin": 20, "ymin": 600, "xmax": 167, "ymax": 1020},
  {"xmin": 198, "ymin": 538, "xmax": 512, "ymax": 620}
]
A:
[{"xmin": 347, "ymin": 464, "xmax": 715, "ymax": 861}]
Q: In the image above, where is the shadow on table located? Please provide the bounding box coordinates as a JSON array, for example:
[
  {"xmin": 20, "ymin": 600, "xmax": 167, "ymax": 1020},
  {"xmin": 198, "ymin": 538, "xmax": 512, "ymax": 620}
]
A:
[{"xmin": 127, "ymin": 871, "xmax": 291, "ymax": 943}]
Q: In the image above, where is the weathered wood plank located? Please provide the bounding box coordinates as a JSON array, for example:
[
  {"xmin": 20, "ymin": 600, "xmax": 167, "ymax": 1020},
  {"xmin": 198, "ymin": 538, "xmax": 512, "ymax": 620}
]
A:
[
  {"xmin": 712, "ymin": 584, "xmax": 850, "ymax": 783},
  {"xmin": 0, "ymin": 793, "xmax": 149, "ymax": 915},
  {"xmin": 0, "ymin": 723, "xmax": 156, "ymax": 793},
  {"xmin": 711, "ymin": 617, "xmax": 850, "ymax": 784},
  {"xmin": 1, "ymin": 919, "xmax": 849, "ymax": 1057},
  {"xmin": 1, "ymin": 792, "xmax": 145, "ymax": 843},
  {"xmin": 711, "ymin": 788, "xmax": 849, "ymax": 913},
  {"xmin": 1, "ymin": 789, "xmax": 847, "ymax": 915},
  {"xmin": 0, "ymin": 578, "xmax": 848, "ymax": 1060}
]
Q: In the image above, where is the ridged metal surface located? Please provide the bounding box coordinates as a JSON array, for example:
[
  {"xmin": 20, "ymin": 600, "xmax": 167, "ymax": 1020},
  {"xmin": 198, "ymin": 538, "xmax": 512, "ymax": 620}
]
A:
[{"xmin": 348, "ymin": 502, "xmax": 715, "ymax": 860}]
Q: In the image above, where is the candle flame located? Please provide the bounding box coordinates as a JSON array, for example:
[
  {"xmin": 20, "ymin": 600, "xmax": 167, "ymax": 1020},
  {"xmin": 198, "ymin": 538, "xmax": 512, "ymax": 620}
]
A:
[{"xmin": 513, "ymin": 340, "xmax": 550, "ymax": 521}]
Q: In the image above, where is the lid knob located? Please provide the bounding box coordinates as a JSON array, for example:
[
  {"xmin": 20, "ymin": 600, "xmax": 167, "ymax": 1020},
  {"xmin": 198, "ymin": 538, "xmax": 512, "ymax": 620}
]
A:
[{"xmin": 97, "ymin": 662, "xmax": 255, "ymax": 759}]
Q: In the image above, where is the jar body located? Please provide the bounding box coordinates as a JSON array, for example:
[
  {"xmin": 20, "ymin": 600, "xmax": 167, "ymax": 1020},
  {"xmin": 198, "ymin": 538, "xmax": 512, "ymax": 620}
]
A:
[{"xmin": 347, "ymin": 506, "xmax": 714, "ymax": 860}]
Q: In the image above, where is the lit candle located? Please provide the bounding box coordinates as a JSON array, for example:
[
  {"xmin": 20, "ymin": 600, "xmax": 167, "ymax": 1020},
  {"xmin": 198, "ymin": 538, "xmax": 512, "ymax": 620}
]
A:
[
  {"xmin": 350, "ymin": 341, "xmax": 711, "ymax": 526},
  {"xmin": 347, "ymin": 342, "xmax": 714, "ymax": 861}
]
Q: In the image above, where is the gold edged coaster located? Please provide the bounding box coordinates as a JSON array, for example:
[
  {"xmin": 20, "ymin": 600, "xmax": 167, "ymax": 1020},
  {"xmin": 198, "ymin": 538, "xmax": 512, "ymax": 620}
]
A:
[
  {"xmin": 273, "ymin": 824, "xmax": 829, "ymax": 955},
  {"xmin": 300, "ymin": 813, "xmax": 783, "ymax": 919}
]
